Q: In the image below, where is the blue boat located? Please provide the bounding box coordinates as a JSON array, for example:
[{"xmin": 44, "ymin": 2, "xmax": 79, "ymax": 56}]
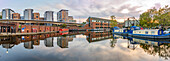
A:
[{"xmin": 112, "ymin": 26, "xmax": 170, "ymax": 39}]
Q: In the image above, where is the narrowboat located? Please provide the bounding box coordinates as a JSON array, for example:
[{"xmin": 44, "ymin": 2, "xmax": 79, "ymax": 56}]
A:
[
  {"xmin": 112, "ymin": 26, "xmax": 170, "ymax": 39},
  {"xmin": 59, "ymin": 29, "xmax": 69, "ymax": 35}
]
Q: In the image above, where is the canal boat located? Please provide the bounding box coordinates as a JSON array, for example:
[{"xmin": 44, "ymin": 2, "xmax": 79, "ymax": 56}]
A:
[
  {"xmin": 59, "ymin": 29, "xmax": 69, "ymax": 35},
  {"xmin": 112, "ymin": 26, "xmax": 170, "ymax": 39}
]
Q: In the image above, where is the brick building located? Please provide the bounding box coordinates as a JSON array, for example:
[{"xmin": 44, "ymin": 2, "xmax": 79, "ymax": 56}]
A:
[
  {"xmin": 33, "ymin": 13, "xmax": 40, "ymax": 20},
  {"xmin": 85, "ymin": 17, "xmax": 113, "ymax": 31},
  {"xmin": 57, "ymin": 9, "xmax": 69, "ymax": 22},
  {"xmin": 12, "ymin": 13, "xmax": 20, "ymax": 19}
]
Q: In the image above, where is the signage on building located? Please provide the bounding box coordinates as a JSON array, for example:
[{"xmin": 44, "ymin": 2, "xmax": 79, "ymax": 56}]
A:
[{"xmin": 22, "ymin": 27, "xmax": 26, "ymax": 32}]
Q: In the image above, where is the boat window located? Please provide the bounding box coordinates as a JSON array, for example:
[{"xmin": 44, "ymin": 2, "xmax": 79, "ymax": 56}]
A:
[
  {"xmin": 151, "ymin": 31, "xmax": 155, "ymax": 34},
  {"xmin": 145, "ymin": 31, "xmax": 148, "ymax": 34}
]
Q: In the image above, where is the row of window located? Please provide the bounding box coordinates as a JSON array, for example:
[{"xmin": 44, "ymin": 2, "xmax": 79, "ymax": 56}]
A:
[
  {"xmin": 96, "ymin": 24, "xmax": 108, "ymax": 26},
  {"xmin": 96, "ymin": 27, "xmax": 110, "ymax": 29},
  {"xmin": 92, "ymin": 20, "xmax": 111, "ymax": 23}
]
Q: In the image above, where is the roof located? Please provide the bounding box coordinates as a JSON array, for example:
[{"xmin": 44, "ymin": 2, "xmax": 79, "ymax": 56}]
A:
[
  {"xmin": 89, "ymin": 17, "xmax": 111, "ymax": 21},
  {"xmin": 59, "ymin": 9, "xmax": 69, "ymax": 12},
  {"xmin": 0, "ymin": 19, "xmax": 83, "ymax": 26}
]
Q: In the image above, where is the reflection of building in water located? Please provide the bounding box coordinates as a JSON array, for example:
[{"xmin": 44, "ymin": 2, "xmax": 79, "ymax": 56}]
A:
[
  {"xmin": 33, "ymin": 40, "xmax": 40, "ymax": 45},
  {"xmin": 44, "ymin": 37, "xmax": 54, "ymax": 47},
  {"xmin": 24, "ymin": 41, "xmax": 34, "ymax": 49},
  {"xmin": 68, "ymin": 35, "xmax": 76, "ymax": 41},
  {"xmin": 57, "ymin": 35, "xmax": 75, "ymax": 48},
  {"xmin": 85, "ymin": 31, "xmax": 112, "ymax": 43},
  {"xmin": 2, "ymin": 44, "xmax": 15, "ymax": 53},
  {"xmin": 2, "ymin": 44, "xmax": 15, "ymax": 49},
  {"xmin": 57, "ymin": 36, "xmax": 69, "ymax": 48}
]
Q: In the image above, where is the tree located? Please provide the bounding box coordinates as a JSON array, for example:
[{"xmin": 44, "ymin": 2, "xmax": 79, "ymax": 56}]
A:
[
  {"xmin": 82, "ymin": 22, "xmax": 86, "ymax": 24},
  {"xmin": 139, "ymin": 5, "xmax": 170, "ymax": 28},
  {"xmin": 0, "ymin": 15, "xmax": 2, "ymax": 19},
  {"xmin": 61, "ymin": 24, "xmax": 67, "ymax": 28},
  {"xmin": 110, "ymin": 15, "xmax": 117, "ymax": 27}
]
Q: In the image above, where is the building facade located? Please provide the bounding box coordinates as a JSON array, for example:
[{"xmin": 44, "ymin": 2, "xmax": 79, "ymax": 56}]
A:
[
  {"xmin": 12, "ymin": 13, "xmax": 20, "ymax": 19},
  {"xmin": 68, "ymin": 16, "xmax": 73, "ymax": 20},
  {"xmin": 24, "ymin": 9, "xmax": 33, "ymax": 20},
  {"xmin": 2, "ymin": 9, "xmax": 15, "ymax": 19},
  {"xmin": 44, "ymin": 11, "xmax": 54, "ymax": 26},
  {"xmin": 124, "ymin": 20, "xmax": 139, "ymax": 27},
  {"xmin": 44, "ymin": 11, "xmax": 54, "ymax": 21},
  {"xmin": 57, "ymin": 9, "xmax": 68, "ymax": 22},
  {"xmin": 85, "ymin": 17, "xmax": 112, "ymax": 30},
  {"xmin": 39, "ymin": 17, "xmax": 44, "ymax": 20},
  {"xmin": 68, "ymin": 16, "xmax": 76, "ymax": 23},
  {"xmin": 33, "ymin": 13, "xmax": 40, "ymax": 20}
]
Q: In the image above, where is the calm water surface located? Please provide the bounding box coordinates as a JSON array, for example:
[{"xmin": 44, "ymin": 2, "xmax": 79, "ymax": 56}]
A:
[{"xmin": 0, "ymin": 32, "xmax": 169, "ymax": 61}]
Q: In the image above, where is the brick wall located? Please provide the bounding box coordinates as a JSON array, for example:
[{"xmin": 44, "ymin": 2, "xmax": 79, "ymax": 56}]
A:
[{"xmin": 21, "ymin": 25, "xmax": 32, "ymax": 33}]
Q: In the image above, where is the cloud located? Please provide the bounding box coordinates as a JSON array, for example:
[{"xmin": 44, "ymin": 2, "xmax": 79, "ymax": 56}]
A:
[{"xmin": 1, "ymin": 0, "xmax": 170, "ymax": 22}]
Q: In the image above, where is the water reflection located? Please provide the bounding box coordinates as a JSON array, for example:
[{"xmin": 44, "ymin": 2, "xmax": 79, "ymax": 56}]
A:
[
  {"xmin": 0, "ymin": 31, "xmax": 169, "ymax": 61},
  {"xmin": 85, "ymin": 31, "xmax": 112, "ymax": 43},
  {"xmin": 113, "ymin": 34, "xmax": 170, "ymax": 60}
]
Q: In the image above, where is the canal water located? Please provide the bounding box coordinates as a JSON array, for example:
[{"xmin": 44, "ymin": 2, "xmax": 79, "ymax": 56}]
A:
[{"xmin": 0, "ymin": 31, "xmax": 169, "ymax": 61}]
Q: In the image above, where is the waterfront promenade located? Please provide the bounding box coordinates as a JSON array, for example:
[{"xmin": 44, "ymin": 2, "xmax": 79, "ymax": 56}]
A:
[{"xmin": 0, "ymin": 31, "xmax": 58, "ymax": 36}]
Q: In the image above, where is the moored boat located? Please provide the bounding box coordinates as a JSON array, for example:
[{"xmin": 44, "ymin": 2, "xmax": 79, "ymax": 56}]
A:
[{"xmin": 112, "ymin": 26, "xmax": 170, "ymax": 39}]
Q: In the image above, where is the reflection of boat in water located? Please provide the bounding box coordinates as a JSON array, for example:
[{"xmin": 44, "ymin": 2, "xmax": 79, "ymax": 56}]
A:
[
  {"xmin": 113, "ymin": 34, "xmax": 170, "ymax": 59},
  {"xmin": 59, "ymin": 29, "xmax": 69, "ymax": 35},
  {"xmin": 112, "ymin": 26, "xmax": 170, "ymax": 39}
]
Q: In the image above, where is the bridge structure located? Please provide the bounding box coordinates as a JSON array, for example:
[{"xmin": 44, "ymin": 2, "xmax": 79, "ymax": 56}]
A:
[
  {"xmin": 0, "ymin": 19, "xmax": 83, "ymax": 26},
  {"xmin": 0, "ymin": 19, "xmax": 84, "ymax": 34}
]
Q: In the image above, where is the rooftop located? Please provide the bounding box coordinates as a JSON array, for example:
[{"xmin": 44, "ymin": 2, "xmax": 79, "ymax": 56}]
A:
[{"xmin": 89, "ymin": 17, "xmax": 111, "ymax": 21}]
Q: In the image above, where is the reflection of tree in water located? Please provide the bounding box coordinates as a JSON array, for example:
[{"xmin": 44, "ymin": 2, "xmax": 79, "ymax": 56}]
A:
[
  {"xmin": 140, "ymin": 43, "xmax": 170, "ymax": 60},
  {"xmin": 110, "ymin": 36, "xmax": 117, "ymax": 48}
]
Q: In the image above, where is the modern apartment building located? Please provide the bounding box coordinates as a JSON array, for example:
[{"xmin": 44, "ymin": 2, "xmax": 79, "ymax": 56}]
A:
[
  {"xmin": 44, "ymin": 37, "xmax": 53, "ymax": 47},
  {"xmin": 24, "ymin": 9, "xmax": 33, "ymax": 20},
  {"xmin": 57, "ymin": 9, "xmax": 68, "ymax": 22},
  {"xmin": 33, "ymin": 13, "xmax": 40, "ymax": 20},
  {"xmin": 2, "ymin": 8, "xmax": 15, "ymax": 19},
  {"xmin": 44, "ymin": 11, "xmax": 54, "ymax": 26},
  {"xmin": 68, "ymin": 16, "xmax": 76, "ymax": 23},
  {"xmin": 68, "ymin": 16, "xmax": 73, "ymax": 20},
  {"xmin": 44, "ymin": 11, "xmax": 54, "ymax": 21},
  {"xmin": 12, "ymin": 13, "xmax": 20, "ymax": 19},
  {"xmin": 85, "ymin": 17, "xmax": 112, "ymax": 30}
]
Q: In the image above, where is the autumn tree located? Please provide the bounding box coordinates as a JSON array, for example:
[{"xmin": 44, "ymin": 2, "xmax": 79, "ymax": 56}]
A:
[
  {"xmin": 110, "ymin": 15, "xmax": 117, "ymax": 27},
  {"xmin": 139, "ymin": 5, "xmax": 170, "ymax": 28}
]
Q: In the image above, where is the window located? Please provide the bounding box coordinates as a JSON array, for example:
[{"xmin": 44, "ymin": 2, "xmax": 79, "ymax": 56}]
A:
[
  {"xmin": 92, "ymin": 20, "xmax": 96, "ymax": 22},
  {"xmin": 151, "ymin": 31, "xmax": 155, "ymax": 34},
  {"xmin": 36, "ymin": 16, "xmax": 39, "ymax": 18},
  {"xmin": 14, "ymin": 16, "xmax": 17, "ymax": 18},
  {"xmin": 96, "ymin": 27, "xmax": 99, "ymax": 29},
  {"xmin": 96, "ymin": 24, "xmax": 99, "ymax": 25},
  {"xmin": 145, "ymin": 31, "xmax": 148, "ymax": 34}
]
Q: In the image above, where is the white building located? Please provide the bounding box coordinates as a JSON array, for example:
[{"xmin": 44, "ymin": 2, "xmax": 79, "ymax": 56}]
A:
[
  {"xmin": 44, "ymin": 37, "xmax": 53, "ymax": 47},
  {"xmin": 44, "ymin": 11, "xmax": 54, "ymax": 21},
  {"xmin": 2, "ymin": 8, "xmax": 15, "ymax": 19},
  {"xmin": 24, "ymin": 9, "xmax": 33, "ymax": 20},
  {"xmin": 24, "ymin": 41, "xmax": 34, "ymax": 49},
  {"xmin": 124, "ymin": 20, "xmax": 140, "ymax": 27}
]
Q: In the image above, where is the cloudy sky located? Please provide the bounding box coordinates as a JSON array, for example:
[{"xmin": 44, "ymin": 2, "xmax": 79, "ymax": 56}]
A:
[{"xmin": 0, "ymin": 0, "xmax": 169, "ymax": 23}]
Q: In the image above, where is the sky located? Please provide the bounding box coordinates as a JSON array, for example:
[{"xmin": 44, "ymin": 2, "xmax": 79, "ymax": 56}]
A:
[{"xmin": 0, "ymin": 0, "xmax": 170, "ymax": 23}]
